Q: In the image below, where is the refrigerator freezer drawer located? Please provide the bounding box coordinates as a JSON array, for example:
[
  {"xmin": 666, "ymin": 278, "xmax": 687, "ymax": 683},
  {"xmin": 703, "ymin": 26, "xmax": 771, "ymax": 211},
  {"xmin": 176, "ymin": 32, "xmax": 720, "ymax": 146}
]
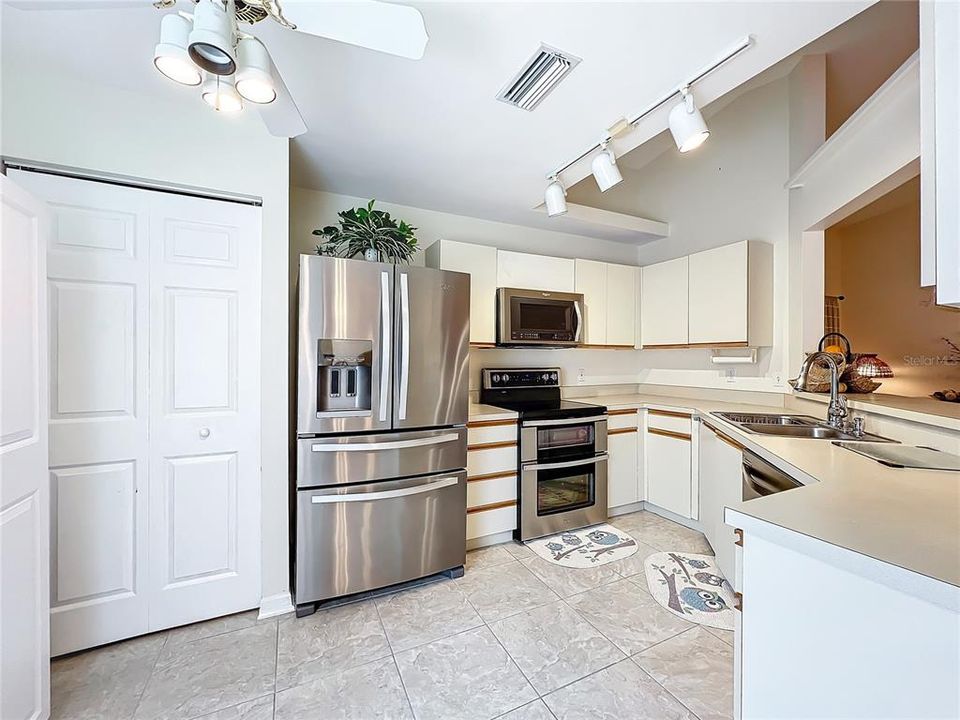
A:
[
  {"xmin": 295, "ymin": 471, "xmax": 467, "ymax": 605},
  {"xmin": 297, "ymin": 427, "xmax": 467, "ymax": 489}
]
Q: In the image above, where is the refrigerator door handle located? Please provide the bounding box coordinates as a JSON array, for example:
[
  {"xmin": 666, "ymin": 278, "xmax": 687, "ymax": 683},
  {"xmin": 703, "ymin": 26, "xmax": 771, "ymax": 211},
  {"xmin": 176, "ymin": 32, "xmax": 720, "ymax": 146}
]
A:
[
  {"xmin": 379, "ymin": 271, "xmax": 391, "ymax": 422},
  {"xmin": 398, "ymin": 272, "xmax": 410, "ymax": 420},
  {"xmin": 310, "ymin": 476, "xmax": 459, "ymax": 503},
  {"xmin": 311, "ymin": 433, "xmax": 460, "ymax": 452}
]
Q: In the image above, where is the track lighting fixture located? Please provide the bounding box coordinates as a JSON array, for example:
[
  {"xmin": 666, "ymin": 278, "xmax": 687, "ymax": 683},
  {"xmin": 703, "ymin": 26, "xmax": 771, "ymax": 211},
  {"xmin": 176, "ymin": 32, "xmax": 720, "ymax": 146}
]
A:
[
  {"xmin": 201, "ymin": 73, "xmax": 243, "ymax": 112},
  {"xmin": 544, "ymin": 175, "xmax": 567, "ymax": 217},
  {"xmin": 154, "ymin": 13, "xmax": 201, "ymax": 86},
  {"xmin": 188, "ymin": 0, "xmax": 237, "ymax": 76},
  {"xmin": 668, "ymin": 87, "xmax": 710, "ymax": 153},
  {"xmin": 236, "ymin": 37, "xmax": 277, "ymax": 104},
  {"xmin": 591, "ymin": 140, "xmax": 623, "ymax": 192}
]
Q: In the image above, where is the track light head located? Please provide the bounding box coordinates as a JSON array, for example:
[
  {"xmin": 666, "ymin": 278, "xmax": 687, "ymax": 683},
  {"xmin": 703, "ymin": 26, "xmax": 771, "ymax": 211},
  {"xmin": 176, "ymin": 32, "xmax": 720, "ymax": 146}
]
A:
[
  {"xmin": 669, "ymin": 88, "xmax": 709, "ymax": 153},
  {"xmin": 591, "ymin": 141, "xmax": 622, "ymax": 192},
  {"xmin": 154, "ymin": 13, "xmax": 201, "ymax": 86},
  {"xmin": 189, "ymin": 0, "xmax": 237, "ymax": 76},
  {"xmin": 544, "ymin": 175, "xmax": 567, "ymax": 217}
]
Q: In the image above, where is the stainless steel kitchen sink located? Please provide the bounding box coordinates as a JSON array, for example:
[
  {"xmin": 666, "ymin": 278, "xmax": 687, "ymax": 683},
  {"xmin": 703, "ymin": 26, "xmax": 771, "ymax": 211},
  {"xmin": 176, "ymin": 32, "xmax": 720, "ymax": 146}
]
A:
[{"xmin": 712, "ymin": 412, "xmax": 897, "ymax": 443}]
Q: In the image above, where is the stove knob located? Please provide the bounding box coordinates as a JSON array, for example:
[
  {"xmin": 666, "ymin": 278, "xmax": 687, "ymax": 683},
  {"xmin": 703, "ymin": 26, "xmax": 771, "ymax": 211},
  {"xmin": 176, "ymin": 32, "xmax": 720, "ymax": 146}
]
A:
[
  {"xmin": 551, "ymin": 372, "xmax": 559, "ymax": 381},
  {"xmin": 541, "ymin": 373, "xmax": 549, "ymax": 381},
  {"xmin": 492, "ymin": 374, "xmax": 500, "ymax": 383},
  {"xmin": 502, "ymin": 373, "xmax": 510, "ymax": 382}
]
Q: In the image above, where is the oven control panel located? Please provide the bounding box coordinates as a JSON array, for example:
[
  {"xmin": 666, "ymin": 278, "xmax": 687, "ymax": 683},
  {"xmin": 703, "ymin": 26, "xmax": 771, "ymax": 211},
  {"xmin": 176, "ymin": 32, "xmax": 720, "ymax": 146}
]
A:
[{"xmin": 482, "ymin": 368, "xmax": 560, "ymax": 389}]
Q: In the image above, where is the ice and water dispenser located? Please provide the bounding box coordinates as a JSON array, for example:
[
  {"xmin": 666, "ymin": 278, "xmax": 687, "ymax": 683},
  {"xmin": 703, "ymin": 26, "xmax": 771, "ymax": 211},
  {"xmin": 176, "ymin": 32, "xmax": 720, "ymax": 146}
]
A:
[{"xmin": 316, "ymin": 339, "xmax": 372, "ymax": 415}]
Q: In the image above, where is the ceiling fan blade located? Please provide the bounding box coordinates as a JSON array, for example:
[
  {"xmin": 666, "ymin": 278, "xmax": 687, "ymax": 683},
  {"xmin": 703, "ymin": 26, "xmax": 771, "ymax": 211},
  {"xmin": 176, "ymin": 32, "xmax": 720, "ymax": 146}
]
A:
[
  {"xmin": 282, "ymin": 1, "xmax": 428, "ymax": 60},
  {"xmin": 256, "ymin": 66, "xmax": 307, "ymax": 138}
]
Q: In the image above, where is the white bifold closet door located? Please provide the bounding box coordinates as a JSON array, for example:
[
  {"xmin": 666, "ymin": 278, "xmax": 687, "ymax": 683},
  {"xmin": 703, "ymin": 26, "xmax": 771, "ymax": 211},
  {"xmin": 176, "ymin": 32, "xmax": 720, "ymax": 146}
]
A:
[{"xmin": 10, "ymin": 170, "xmax": 261, "ymax": 656}]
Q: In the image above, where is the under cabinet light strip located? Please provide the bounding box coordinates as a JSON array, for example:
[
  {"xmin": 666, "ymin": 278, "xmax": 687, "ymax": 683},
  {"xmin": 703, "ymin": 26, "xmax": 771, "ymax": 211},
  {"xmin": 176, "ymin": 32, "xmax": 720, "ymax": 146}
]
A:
[{"xmin": 548, "ymin": 35, "xmax": 753, "ymax": 180}]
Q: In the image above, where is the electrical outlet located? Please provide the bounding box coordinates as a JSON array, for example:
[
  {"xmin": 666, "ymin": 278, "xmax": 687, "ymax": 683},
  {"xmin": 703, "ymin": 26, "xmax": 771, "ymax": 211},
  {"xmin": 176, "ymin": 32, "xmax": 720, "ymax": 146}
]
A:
[
  {"xmin": 775, "ymin": 372, "xmax": 783, "ymax": 385},
  {"xmin": 725, "ymin": 368, "xmax": 735, "ymax": 383},
  {"xmin": 577, "ymin": 368, "xmax": 585, "ymax": 384}
]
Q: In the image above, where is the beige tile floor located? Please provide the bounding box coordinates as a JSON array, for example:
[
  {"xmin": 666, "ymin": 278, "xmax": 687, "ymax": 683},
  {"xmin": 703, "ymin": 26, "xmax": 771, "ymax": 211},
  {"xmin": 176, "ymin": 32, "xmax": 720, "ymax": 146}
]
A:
[{"xmin": 50, "ymin": 511, "xmax": 734, "ymax": 720}]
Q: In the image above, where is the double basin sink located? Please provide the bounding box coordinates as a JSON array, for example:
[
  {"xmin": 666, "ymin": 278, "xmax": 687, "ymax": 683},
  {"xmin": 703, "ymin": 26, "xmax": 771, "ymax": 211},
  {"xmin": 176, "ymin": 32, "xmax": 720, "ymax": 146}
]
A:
[{"xmin": 713, "ymin": 412, "xmax": 896, "ymax": 443}]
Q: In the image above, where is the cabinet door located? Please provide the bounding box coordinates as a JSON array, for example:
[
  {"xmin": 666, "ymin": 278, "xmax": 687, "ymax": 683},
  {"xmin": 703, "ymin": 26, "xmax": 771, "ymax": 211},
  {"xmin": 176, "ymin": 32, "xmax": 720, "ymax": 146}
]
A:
[
  {"xmin": 574, "ymin": 259, "xmax": 607, "ymax": 344},
  {"xmin": 497, "ymin": 250, "xmax": 575, "ymax": 292},
  {"xmin": 640, "ymin": 257, "xmax": 688, "ymax": 346},
  {"xmin": 606, "ymin": 264, "xmax": 638, "ymax": 346},
  {"xmin": 933, "ymin": 0, "xmax": 960, "ymax": 307},
  {"xmin": 698, "ymin": 422, "xmax": 743, "ymax": 586},
  {"xmin": 607, "ymin": 430, "xmax": 639, "ymax": 508},
  {"xmin": 645, "ymin": 428, "xmax": 692, "ymax": 517},
  {"xmin": 688, "ymin": 242, "xmax": 748, "ymax": 345},
  {"xmin": 428, "ymin": 240, "xmax": 497, "ymax": 344}
]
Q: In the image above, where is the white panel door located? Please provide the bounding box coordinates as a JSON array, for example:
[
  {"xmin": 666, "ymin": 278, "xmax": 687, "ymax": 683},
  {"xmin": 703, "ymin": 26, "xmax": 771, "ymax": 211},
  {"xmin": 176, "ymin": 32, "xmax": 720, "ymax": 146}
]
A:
[
  {"xmin": 688, "ymin": 242, "xmax": 748, "ymax": 345},
  {"xmin": 1, "ymin": 175, "xmax": 51, "ymax": 720},
  {"xmin": 640, "ymin": 257, "xmax": 689, "ymax": 346},
  {"xmin": 606, "ymin": 263, "xmax": 637, "ymax": 346},
  {"xmin": 645, "ymin": 430, "xmax": 692, "ymax": 518},
  {"xmin": 497, "ymin": 250, "xmax": 575, "ymax": 292},
  {"xmin": 10, "ymin": 170, "xmax": 152, "ymax": 655},
  {"xmin": 607, "ymin": 431, "xmax": 638, "ymax": 508},
  {"xmin": 574, "ymin": 259, "xmax": 607, "ymax": 344},
  {"xmin": 148, "ymin": 193, "xmax": 261, "ymax": 629}
]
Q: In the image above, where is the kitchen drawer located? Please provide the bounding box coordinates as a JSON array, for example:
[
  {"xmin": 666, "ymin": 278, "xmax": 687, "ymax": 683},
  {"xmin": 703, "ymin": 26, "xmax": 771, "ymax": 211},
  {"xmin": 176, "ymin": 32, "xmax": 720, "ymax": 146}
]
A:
[
  {"xmin": 466, "ymin": 503, "xmax": 517, "ymax": 540},
  {"xmin": 467, "ymin": 474, "xmax": 517, "ymax": 509},
  {"xmin": 467, "ymin": 420, "xmax": 517, "ymax": 445},
  {"xmin": 646, "ymin": 409, "xmax": 693, "ymax": 434},
  {"xmin": 467, "ymin": 444, "xmax": 517, "ymax": 477},
  {"xmin": 607, "ymin": 409, "xmax": 639, "ymax": 430}
]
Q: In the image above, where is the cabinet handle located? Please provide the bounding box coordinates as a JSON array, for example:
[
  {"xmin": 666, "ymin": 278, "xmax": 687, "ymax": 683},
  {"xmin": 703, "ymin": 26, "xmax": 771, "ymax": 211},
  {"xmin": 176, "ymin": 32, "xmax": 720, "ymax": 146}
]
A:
[
  {"xmin": 199, "ymin": 427, "xmax": 211, "ymax": 439},
  {"xmin": 705, "ymin": 422, "xmax": 745, "ymax": 451},
  {"xmin": 647, "ymin": 427, "xmax": 691, "ymax": 442},
  {"xmin": 734, "ymin": 592, "xmax": 743, "ymax": 612},
  {"xmin": 734, "ymin": 528, "xmax": 743, "ymax": 547},
  {"xmin": 648, "ymin": 409, "xmax": 692, "ymax": 419}
]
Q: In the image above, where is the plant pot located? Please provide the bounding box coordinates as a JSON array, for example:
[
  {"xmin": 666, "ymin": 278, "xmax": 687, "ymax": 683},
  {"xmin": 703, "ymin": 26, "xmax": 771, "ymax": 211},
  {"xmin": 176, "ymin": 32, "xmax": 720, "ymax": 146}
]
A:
[{"xmin": 363, "ymin": 248, "xmax": 380, "ymax": 262}]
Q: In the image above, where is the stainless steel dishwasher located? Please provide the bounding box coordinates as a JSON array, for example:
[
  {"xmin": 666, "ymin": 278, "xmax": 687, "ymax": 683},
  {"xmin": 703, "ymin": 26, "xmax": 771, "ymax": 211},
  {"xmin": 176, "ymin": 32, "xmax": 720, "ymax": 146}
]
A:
[{"xmin": 742, "ymin": 449, "xmax": 804, "ymax": 500}]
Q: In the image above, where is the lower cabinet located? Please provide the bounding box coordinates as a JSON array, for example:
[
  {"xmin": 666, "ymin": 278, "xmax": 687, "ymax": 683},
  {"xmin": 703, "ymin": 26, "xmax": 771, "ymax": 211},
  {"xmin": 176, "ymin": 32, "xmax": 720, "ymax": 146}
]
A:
[
  {"xmin": 607, "ymin": 410, "xmax": 640, "ymax": 509},
  {"xmin": 466, "ymin": 419, "xmax": 518, "ymax": 541},
  {"xmin": 645, "ymin": 410, "xmax": 694, "ymax": 518},
  {"xmin": 698, "ymin": 421, "xmax": 744, "ymax": 586}
]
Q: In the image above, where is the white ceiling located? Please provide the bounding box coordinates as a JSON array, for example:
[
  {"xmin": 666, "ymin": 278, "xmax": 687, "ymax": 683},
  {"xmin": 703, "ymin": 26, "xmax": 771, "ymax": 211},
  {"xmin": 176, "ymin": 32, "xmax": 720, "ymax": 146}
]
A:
[{"xmin": 3, "ymin": 1, "xmax": 872, "ymax": 233}]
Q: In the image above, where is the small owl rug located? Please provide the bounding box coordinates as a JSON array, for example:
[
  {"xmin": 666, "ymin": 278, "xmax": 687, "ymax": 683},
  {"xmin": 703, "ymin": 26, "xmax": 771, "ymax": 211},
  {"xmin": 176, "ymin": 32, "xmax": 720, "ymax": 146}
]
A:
[
  {"xmin": 644, "ymin": 552, "xmax": 736, "ymax": 631},
  {"xmin": 527, "ymin": 524, "xmax": 639, "ymax": 568}
]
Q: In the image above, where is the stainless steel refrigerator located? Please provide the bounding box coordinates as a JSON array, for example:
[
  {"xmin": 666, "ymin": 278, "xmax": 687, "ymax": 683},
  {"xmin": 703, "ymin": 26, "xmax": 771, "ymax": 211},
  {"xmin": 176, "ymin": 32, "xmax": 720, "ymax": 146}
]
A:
[{"xmin": 294, "ymin": 255, "xmax": 470, "ymax": 616}]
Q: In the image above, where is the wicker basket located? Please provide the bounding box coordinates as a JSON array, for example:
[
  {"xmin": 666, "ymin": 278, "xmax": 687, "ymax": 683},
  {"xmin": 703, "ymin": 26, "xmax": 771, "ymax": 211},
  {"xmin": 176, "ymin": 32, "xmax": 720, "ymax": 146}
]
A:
[{"xmin": 798, "ymin": 351, "xmax": 847, "ymax": 393}]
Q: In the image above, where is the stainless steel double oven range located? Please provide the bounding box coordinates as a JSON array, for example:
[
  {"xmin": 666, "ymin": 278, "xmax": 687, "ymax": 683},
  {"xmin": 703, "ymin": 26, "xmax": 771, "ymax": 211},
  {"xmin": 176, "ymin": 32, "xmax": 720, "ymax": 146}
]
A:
[
  {"xmin": 294, "ymin": 255, "xmax": 470, "ymax": 616},
  {"xmin": 480, "ymin": 369, "xmax": 608, "ymax": 541}
]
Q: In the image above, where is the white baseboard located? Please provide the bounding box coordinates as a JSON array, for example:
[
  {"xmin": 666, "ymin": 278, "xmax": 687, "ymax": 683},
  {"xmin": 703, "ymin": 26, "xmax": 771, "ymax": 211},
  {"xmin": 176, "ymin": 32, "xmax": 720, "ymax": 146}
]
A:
[
  {"xmin": 466, "ymin": 530, "xmax": 514, "ymax": 551},
  {"xmin": 608, "ymin": 501, "xmax": 644, "ymax": 518},
  {"xmin": 642, "ymin": 502, "xmax": 704, "ymax": 532},
  {"xmin": 258, "ymin": 592, "xmax": 294, "ymax": 620}
]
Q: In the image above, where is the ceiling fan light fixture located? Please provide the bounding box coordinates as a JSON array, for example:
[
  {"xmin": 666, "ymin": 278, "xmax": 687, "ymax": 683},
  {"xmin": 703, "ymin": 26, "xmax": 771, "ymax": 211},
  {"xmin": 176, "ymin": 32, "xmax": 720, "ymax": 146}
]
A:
[
  {"xmin": 189, "ymin": 0, "xmax": 237, "ymax": 76},
  {"xmin": 154, "ymin": 13, "xmax": 201, "ymax": 86},
  {"xmin": 201, "ymin": 73, "xmax": 244, "ymax": 113},
  {"xmin": 235, "ymin": 36, "xmax": 276, "ymax": 104}
]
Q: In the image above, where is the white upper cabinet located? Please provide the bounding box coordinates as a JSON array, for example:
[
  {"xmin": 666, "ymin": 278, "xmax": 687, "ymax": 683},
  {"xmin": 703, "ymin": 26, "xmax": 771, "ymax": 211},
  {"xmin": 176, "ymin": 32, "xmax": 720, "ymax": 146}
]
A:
[
  {"xmin": 607, "ymin": 263, "xmax": 638, "ymax": 346},
  {"xmin": 640, "ymin": 256, "xmax": 688, "ymax": 347},
  {"xmin": 497, "ymin": 250, "xmax": 575, "ymax": 292},
  {"xmin": 574, "ymin": 259, "xmax": 608, "ymax": 344},
  {"xmin": 688, "ymin": 240, "xmax": 772, "ymax": 346},
  {"xmin": 922, "ymin": 0, "xmax": 960, "ymax": 307},
  {"xmin": 425, "ymin": 239, "xmax": 497, "ymax": 344}
]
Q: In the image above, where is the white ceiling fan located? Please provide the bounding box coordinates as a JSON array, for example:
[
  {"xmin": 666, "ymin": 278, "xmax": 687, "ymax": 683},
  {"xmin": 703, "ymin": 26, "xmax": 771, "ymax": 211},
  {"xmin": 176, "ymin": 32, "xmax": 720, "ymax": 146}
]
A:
[{"xmin": 8, "ymin": 0, "xmax": 430, "ymax": 138}]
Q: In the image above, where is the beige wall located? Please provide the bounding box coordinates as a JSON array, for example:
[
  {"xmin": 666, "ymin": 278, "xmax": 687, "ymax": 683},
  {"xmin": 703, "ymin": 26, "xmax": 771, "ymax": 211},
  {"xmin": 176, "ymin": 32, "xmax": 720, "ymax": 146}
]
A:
[{"xmin": 824, "ymin": 179, "xmax": 960, "ymax": 397}]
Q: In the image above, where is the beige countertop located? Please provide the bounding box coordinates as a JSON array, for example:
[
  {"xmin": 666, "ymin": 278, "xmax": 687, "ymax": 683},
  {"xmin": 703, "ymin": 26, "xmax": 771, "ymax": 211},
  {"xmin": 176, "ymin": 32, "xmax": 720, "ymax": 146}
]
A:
[
  {"xmin": 571, "ymin": 392, "xmax": 960, "ymax": 589},
  {"xmin": 467, "ymin": 402, "xmax": 517, "ymax": 422},
  {"xmin": 793, "ymin": 390, "xmax": 960, "ymax": 431}
]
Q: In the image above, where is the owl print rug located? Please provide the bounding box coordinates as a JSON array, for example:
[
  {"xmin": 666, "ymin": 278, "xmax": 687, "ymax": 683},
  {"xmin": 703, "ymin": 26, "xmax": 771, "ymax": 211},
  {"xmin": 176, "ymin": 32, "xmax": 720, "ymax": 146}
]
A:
[
  {"xmin": 527, "ymin": 524, "xmax": 639, "ymax": 568},
  {"xmin": 644, "ymin": 552, "xmax": 736, "ymax": 631}
]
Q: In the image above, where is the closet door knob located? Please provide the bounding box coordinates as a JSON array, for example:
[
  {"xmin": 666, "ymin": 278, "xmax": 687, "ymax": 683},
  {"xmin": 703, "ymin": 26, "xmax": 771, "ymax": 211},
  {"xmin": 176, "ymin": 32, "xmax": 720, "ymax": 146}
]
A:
[{"xmin": 199, "ymin": 427, "xmax": 211, "ymax": 439}]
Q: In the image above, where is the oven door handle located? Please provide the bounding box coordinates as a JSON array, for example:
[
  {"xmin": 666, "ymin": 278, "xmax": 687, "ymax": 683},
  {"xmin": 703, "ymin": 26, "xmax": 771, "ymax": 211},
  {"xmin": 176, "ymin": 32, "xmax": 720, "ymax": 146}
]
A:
[
  {"xmin": 526, "ymin": 455, "xmax": 608, "ymax": 471},
  {"xmin": 523, "ymin": 415, "xmax": 607, "ymax": 428}
]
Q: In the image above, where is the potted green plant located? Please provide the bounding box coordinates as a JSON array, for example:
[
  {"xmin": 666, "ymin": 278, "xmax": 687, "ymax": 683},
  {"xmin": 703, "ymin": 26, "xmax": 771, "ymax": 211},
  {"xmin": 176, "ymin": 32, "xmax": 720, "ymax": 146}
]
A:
[{"xmin": 313, "ymin": 200, "xmax": 419, "ymax": 263}]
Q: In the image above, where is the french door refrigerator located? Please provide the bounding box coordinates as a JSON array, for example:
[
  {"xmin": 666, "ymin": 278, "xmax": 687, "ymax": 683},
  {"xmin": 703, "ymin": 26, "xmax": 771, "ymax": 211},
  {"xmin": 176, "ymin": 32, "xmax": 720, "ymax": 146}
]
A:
[{"xmin": 294, "ymin": 255, "xmax": 470, "ymax": 615}]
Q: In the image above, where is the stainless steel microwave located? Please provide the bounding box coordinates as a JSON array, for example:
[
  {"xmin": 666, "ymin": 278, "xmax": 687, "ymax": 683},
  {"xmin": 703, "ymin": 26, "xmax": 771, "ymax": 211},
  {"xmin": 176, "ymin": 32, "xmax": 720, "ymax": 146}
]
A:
[{"xmin": 496, "ymin": 287, "xmax": 584, "ymax": 347}]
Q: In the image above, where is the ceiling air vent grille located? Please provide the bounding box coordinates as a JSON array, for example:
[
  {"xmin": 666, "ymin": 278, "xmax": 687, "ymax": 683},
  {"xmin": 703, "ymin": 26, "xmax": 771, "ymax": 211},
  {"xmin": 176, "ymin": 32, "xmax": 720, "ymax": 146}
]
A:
[{"xmin": 496, "ymin": 44, "xmax": 581, "ymax": 111}]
